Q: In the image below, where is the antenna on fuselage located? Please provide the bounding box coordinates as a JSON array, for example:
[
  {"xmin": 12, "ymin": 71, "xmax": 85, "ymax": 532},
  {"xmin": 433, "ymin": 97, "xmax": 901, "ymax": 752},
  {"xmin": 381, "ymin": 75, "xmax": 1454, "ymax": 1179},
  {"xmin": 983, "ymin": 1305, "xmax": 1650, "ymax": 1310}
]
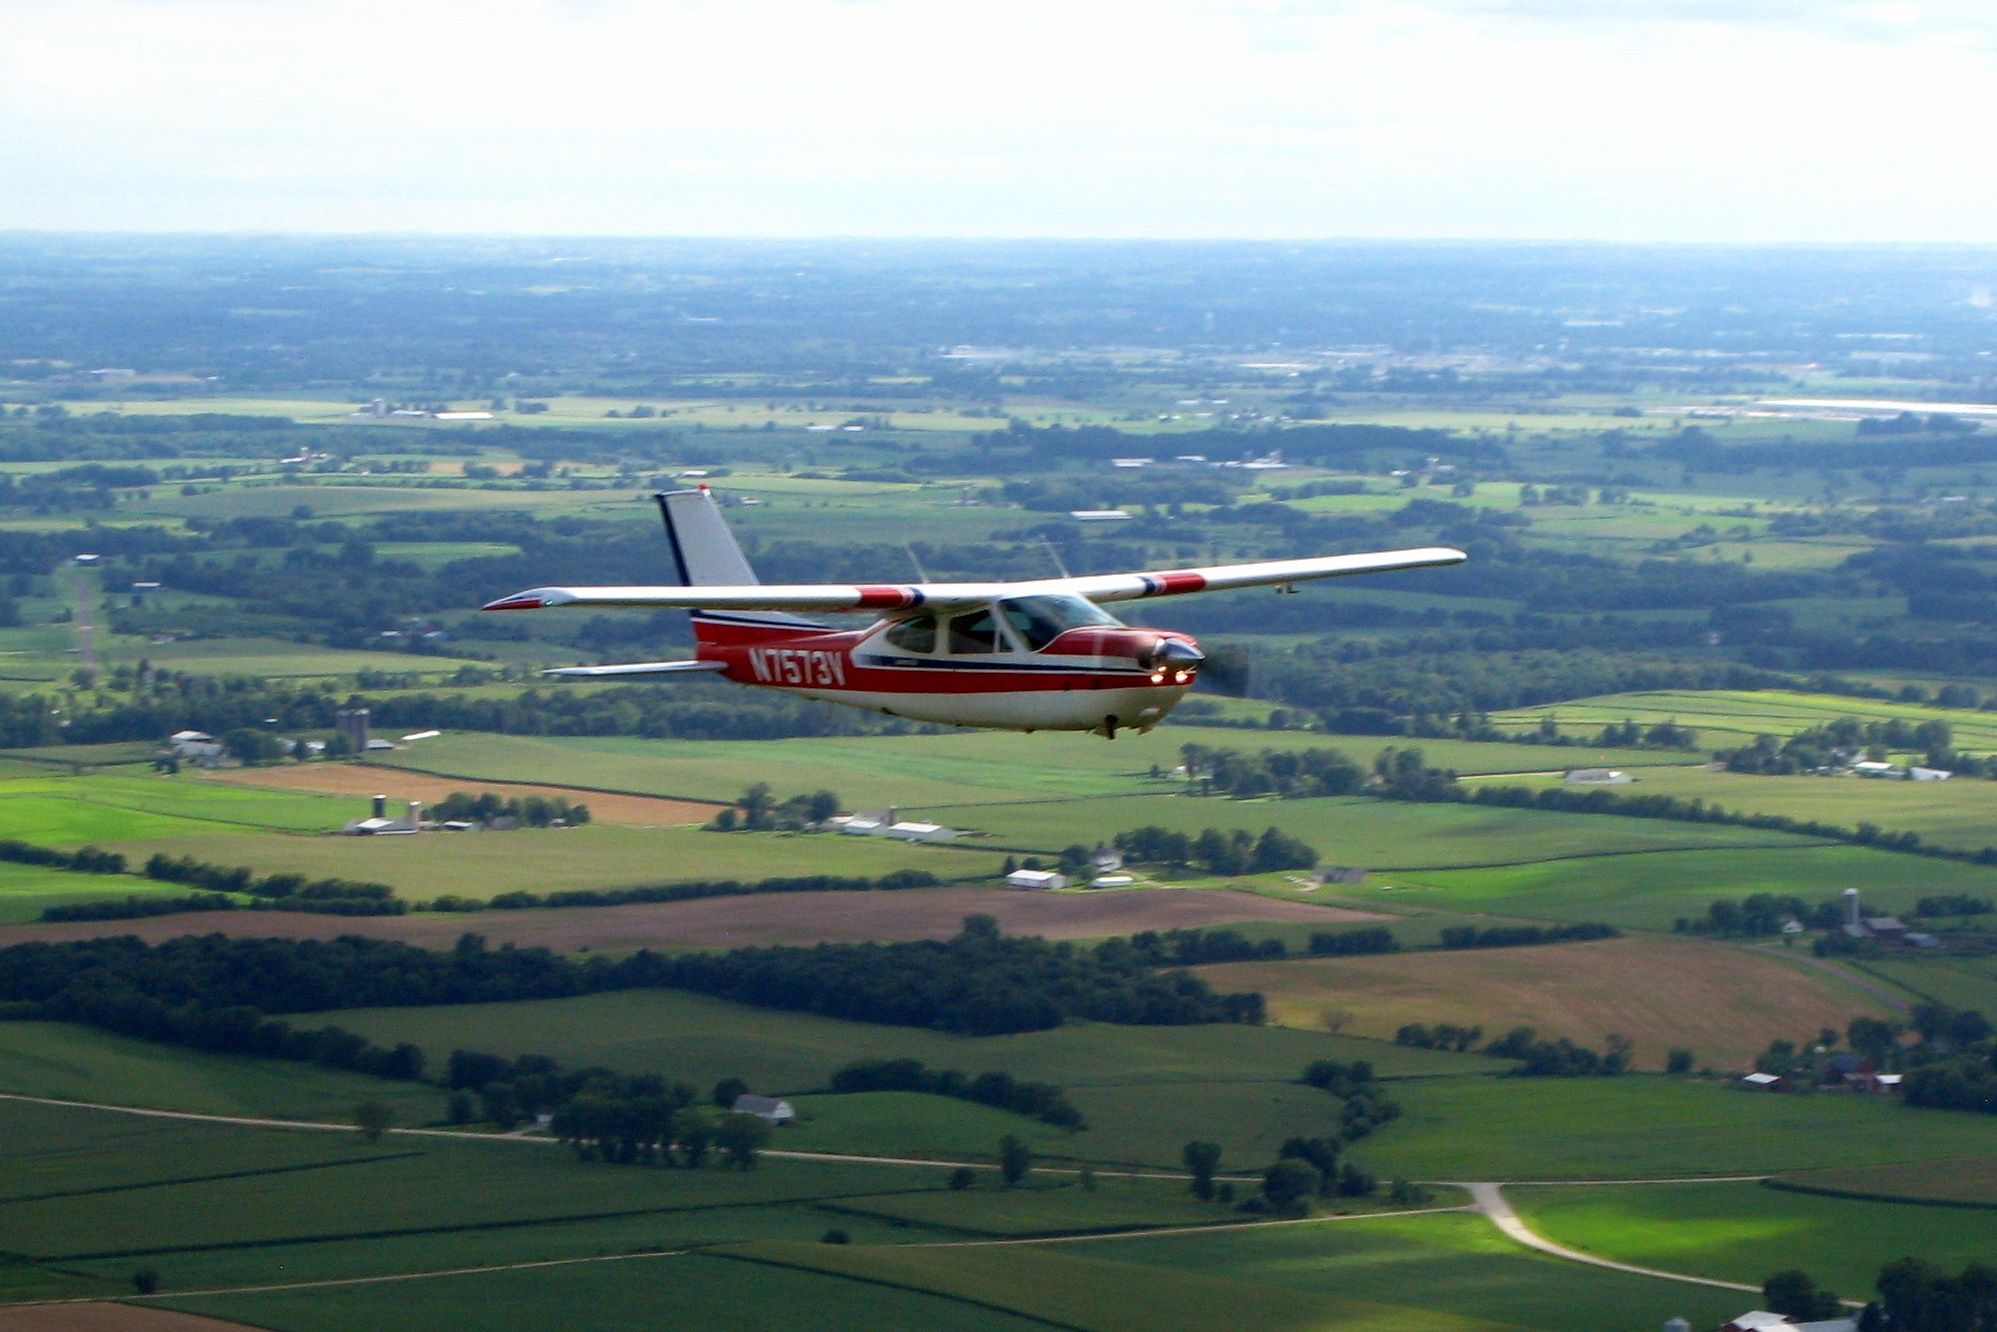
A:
[
  {"xmin": 1038, "ymin": 538, "xmax": 1071, "ymax": 579},
  {"xmin": 902, "ymin": 543, "xmax": 931, "ymax": 582}
]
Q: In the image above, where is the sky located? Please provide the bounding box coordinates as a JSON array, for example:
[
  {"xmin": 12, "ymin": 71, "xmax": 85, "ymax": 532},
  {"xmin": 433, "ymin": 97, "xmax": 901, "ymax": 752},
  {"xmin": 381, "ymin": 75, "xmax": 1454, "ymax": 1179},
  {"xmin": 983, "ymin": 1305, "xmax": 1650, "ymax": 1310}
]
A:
[{"xmin": 2, "ymin": 0, "xmax": 1994, "ymax": 241}]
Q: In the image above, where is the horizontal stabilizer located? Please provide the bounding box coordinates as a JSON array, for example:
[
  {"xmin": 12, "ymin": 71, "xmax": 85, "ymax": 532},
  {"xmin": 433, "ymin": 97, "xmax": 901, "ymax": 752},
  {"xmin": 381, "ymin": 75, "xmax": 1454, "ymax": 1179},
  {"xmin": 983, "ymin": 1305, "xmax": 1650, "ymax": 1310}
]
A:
[{"xmin": 542, "ymin": 660, "xmax": 729, "ymax": 679}]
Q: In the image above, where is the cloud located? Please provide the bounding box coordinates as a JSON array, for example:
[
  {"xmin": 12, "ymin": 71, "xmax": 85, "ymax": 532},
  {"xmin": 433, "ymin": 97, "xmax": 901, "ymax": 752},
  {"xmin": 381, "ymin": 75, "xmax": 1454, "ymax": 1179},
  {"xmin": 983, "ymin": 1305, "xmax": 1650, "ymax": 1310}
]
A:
[{"xmin": 1, "ymin": 0, "xmax": 1994, "ymax": 239}]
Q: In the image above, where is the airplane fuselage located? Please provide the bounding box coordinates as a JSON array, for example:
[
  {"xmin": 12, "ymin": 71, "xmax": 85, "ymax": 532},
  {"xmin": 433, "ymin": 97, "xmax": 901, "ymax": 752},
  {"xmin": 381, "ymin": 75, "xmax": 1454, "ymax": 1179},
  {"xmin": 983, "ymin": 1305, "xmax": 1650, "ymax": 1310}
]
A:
[{"xmin": 695, "ymin": 612, "xmax": 1199, "ymax": 734}]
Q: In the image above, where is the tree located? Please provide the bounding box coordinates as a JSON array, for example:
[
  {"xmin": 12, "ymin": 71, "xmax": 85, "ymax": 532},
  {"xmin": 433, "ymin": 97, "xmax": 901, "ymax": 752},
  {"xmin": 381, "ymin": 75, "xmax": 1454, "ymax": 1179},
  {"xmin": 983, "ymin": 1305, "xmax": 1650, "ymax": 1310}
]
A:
[
  {"xmin": 354, "ymin": 1099, "xmax": 392, "ymax": 1142},
  {"xmin": 673, "ymin": 1109, "xmax": 713, "ymax": 1167},
  {"xmin": 1261, "ymin": 1158, "xmax": 1320, "ymax": 1211},
  {"xmin": 132, "ymin": 1268, "xmax": 161, "ymax": 1295},
  {"xmin": 1665, "ymin": 1048, "xmax": 1694, "ymax": 1075},
  {"xmin": 714, "ymin": 1113, "xmax": 771, "ymax": 1169},
  {"xmin": 947, "ymin": 1166, "xmax": 976, "ymax": 1191},
  {"xmin": 998, "ymin": 1134, "xmax": 1032, "ymax": 1187},
  {"xmin": 1183, "ymin": 1140, "xmax": 1222, "ymax": 1201},
  {"xmin": 712, "ymin": 1077, "xmax": 748, "ymax": 1109}
]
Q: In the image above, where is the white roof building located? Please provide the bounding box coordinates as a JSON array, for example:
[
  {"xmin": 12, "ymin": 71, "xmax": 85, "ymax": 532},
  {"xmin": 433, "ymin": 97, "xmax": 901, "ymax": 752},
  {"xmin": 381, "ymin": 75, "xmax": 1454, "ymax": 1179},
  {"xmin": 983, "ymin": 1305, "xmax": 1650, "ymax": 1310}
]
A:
[
  {"xmin": 730, "ymin": 1094, "xmax": 795, "ymax": 1124},
  {"xmin": 1007, "ymin": 869, "xmax": 1068, "ymax": 890}
]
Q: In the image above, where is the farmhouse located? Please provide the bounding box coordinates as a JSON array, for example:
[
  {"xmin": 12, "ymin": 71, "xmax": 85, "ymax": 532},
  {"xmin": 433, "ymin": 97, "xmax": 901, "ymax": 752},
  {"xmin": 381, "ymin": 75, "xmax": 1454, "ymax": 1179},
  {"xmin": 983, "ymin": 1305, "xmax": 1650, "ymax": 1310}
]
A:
[
  {"xmin": 1720, "ymin": 1312, "xmax": 1856, "ymax": 1332},
  {"xmin": 729, "ymin": 1094, "xmax": 795, "ymax": 1125},
  {"xmin": 1739, "ymin": 1072, "xmax": 1790, "ymax": 1092},
  {"xmin": 1007, "ymin": 869, "xmax": 1068, "ymax": 890}
]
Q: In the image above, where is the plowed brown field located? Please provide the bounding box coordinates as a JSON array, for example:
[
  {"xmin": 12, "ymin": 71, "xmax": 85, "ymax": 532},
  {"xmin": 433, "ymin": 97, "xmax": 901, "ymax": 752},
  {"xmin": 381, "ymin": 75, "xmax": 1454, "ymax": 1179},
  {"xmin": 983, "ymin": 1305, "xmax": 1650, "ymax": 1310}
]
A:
[
  {"xmin": 1198, "ymin": 934, "xmax": 1891, "ymax": 1070},
  {"xmin": 204, "ymin": 766, "xmax": 717, "ymax": 825},
  {"xmin": 0, "ymin": 887, "xmax": 1385, "ymax": 953}
]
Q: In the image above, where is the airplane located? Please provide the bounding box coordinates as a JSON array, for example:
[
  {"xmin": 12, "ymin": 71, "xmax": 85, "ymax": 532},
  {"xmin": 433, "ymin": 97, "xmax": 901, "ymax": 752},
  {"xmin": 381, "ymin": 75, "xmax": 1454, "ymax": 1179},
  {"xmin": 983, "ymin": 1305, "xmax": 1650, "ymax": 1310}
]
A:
[{"xmin": 482, "ymin": 487, "xmax": 1466, "ymax": 738}]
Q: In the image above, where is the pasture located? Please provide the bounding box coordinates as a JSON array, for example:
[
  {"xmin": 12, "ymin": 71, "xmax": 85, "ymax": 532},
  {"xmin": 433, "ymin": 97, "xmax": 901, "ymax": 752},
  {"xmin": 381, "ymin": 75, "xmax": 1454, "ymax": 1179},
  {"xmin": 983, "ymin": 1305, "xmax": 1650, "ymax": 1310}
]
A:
[
  {"xmin": 1197, "ymin": 935, "xmax": 1890, "ymax": 1070},
  {"xmin": 1361, "ymin": 1075, "xmax": 1997, "ymax": 1181},
  {"xmin": 1510, "ymin": 1180, "xmax": 1997, "ymax": 1294}
]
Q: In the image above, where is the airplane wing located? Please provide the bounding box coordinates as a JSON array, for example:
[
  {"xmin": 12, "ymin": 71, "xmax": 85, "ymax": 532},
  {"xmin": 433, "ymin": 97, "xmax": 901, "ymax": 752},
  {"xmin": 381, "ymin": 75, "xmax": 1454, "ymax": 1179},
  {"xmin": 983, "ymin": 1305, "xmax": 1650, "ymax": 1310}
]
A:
[
  {"xmin": 542, "ymin": 660, "xmax": 729, "ymax": 678},
  {"xmin": 483, "ymin": 546, "xmax": 1465, "ymax": 615}
]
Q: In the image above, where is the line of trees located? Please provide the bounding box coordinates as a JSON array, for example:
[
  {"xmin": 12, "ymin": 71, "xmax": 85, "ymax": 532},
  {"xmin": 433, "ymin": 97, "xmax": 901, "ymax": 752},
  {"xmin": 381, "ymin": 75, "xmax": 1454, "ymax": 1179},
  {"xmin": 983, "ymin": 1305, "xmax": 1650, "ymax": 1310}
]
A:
[
  {"xmin": 1111, "ymin": 825, "xmax": 1318, "ymax": 875},
  {"xmin": 430, "ymin": 791, "xmax": 591, "ymax": 827},
  {"xmin": 0, "ymin": 917, "xmax": 1264, "ymax": 1039},
  {"xmin": 1396, "ymin": 1021, "xmax": 1632, "ymax": 1076},
  {"xmin": 0, "ymin": 839, "xmax": 126, "ymax": 874},
  {"xmin": 828, "ymin": 1058, "xmax": 1084, "ymax": 1129},
  {"xmin": 1439, "ymin": 922, "xmax": 1618, "ymax": 950}
]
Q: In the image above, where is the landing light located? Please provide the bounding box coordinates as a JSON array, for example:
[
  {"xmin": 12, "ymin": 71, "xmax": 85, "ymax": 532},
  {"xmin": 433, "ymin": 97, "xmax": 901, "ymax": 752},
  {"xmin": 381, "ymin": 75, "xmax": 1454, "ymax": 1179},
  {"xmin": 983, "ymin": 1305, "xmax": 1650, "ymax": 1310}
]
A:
[{"xmin": 1149, "ymin": 672, "xmax": 1166, "ymax": 684}]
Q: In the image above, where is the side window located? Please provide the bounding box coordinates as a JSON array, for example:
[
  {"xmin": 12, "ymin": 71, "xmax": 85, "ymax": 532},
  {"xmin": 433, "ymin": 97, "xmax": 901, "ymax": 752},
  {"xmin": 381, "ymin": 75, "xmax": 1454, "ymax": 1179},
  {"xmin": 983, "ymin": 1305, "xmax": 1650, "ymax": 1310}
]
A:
[
  {"xmin": 1002, "ymin": 601, "xmax": 1064, "ymax": 651},
  {"xmin": 948, "ymin": 610, "xmax": 1000, "ymax": 654},
  {"xmin": 884, "ymin": 615, "xmax": 936, "ymax": 653}
]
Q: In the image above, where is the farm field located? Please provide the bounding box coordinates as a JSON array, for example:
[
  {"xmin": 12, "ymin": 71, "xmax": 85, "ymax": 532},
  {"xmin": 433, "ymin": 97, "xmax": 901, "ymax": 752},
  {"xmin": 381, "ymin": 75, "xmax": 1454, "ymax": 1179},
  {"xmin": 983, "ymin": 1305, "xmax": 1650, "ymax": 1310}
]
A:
[
  {"xmin": 1492, "ymin": 689, "xmax": 1997, "ymax": 752},
  {"xmin": 1387, "ymin": 843, "xmax": 1997, "ymax": 930},
  {"xmin": 925, "ymin": 790, "xmax": 1829, "ymax": 864},
  {"xmin": 1510, "ymin": 1180, "xmax": 1997, "ymax": 1294},
  {"xmin": 374, "ymin": 727, "xmax": 1688, "ymax": 812},
  {"xmin": 0, "ymin": 884, "xmax": 1384, "ymax": 954},
  {"xmin": 167, "ymin": 1250, "xmax": 1056, "ymax": 1332},
  {"xmin": 94, "ymin": 822, "xmax": 1003, "ymax": 900},
  {"xmin": 205, "ymin": 765, "xmax": 718, "ymax": 826},
  {"xmin": 1855, "ymin": 956, "xmax": 1997, "ymax": 1014},
  {"xmin": 1362, "ymin": 1075, "xmax": 1997, "ymax": 1180},
  {"xmin": 1487, "ymin": 763, "xmax": 1997, "ymax": 854},
  {"xmin": 1198, "ymin": 935, "xmax": 1890, "ymax": 1070},
  {"xmin": 0, "ymin": 862, "xmax": 206, "ymax": 925},
  {"xmin": 1094, "ymin": 1211, "xmax": 1751, "ymax": 1332},
  {"xmin": 1770, "ymin": 1155, "xmax": 1997, "ymax": 1206},
  {"xmin": 0, "ymin": 1022, "xmax": 445, "ymax": 1122}
]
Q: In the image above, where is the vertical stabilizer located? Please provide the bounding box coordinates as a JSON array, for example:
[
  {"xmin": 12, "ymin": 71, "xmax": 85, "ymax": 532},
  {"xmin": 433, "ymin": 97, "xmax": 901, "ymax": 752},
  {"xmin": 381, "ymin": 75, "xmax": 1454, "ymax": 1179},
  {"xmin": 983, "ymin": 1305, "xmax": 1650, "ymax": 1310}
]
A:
[{"xmin": 656, "ymin": 489, "xmax": 817, "ymax": 629}]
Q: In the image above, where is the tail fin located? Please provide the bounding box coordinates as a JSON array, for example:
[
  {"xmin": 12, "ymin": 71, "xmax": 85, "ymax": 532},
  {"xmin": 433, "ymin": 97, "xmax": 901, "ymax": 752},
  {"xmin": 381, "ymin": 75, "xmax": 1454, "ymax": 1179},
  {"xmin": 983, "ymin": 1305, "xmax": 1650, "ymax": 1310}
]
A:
[{"xmin": 656, "ymin": 488, "xmax": 819, "ymax": 634}]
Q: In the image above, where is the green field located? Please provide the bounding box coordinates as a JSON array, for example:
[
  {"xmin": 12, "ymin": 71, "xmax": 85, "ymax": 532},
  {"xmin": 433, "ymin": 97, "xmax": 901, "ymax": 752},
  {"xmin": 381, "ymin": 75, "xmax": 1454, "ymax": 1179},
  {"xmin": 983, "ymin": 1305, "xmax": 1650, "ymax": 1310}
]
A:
[
  {"xmin": 168, "ymin": 1250, "xmax": 1056, "ymax": 1332},
  {"xmin": 1388, "ymin": 844, "xmax": 1997, "ymax": 929},
  {"xmin": 1770, "ymin": 1155, "xmax": 1997, "ymax": 1207},
  {"xmin": 1494, "ymin": 689, "xmax": 1997, "ymax": 752},
  {"xmin": 1362, "ymin": 1075, "xmax": 1997, "ymax": 1180},
  {"xmin": 1855, "ymin": 956, "xmax": 1997, "ymax": 1014},
  {"xmin": 1089, "ymin": 1211, "xmax": 1749, "ymax": 1331},
  {"xmin": 377, "ymin": 727, "xmax": 1689, "ymax": 813},
  {"xmin": 1487, "ymin": 764, "xmax": 1997, "ymax": 855},
  {"xmin": 816, "ymin": 1170, "xmax": 1243, "ymax": 1236},
  {"xmin": 780, "ymin": 1090, "xmax": 1080, "ymax": 1160},
  {"xmin": 932, "ymin": 792, "xmax": 1827, "ymax": 865},
  {"xmin": 100, "ymin": 822, "xmax": 1003, "ymax": 899},
  {"xmin": 1511, "ymin": 1180, "xmax": 1997, "ymax": 1294},
  {"xmin": 0, "ymin": 1021, "xmax": 445, "ymax": 1122}
]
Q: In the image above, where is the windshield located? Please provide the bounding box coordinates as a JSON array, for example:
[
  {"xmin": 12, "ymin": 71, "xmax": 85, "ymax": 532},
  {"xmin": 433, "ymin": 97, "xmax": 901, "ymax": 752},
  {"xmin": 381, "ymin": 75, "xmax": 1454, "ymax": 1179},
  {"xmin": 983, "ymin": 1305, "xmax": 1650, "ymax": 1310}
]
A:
[{"xmin": 998, "ymin": 594, "xmax": 1121, "ymax": 651}]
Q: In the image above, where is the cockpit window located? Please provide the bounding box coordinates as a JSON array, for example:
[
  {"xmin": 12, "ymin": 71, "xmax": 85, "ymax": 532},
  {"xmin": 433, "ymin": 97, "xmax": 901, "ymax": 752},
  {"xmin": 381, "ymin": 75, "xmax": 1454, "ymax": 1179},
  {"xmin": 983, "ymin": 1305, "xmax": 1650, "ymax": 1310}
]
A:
[
  {"xmin": 883, "ymin": 615, "xmax": 937, "ymax": 653},
  {"xmin": 998, "ymin": 594, "xmax": 1120, "ymax": 651},
  {"xmin": 947, "ymin": 609, "xmax": 1002, "ymax": 655}
]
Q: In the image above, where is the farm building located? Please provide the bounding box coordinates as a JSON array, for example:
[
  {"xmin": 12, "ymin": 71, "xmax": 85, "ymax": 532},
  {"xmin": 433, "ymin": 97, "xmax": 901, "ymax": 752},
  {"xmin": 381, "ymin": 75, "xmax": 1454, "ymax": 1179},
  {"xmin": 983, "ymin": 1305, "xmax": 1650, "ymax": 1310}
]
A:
[
  {"xmin": 730, "ymin": 1094, "xmax": 795, "ymax": 1125},
  {"xmin": 838, "ymin": 809, "xmax": 959, "ymax": 843},
  {"xmin": 1089, "ymin": 874, "xmax": 1135, "ymax": 888},
  {"xmin": 1721, "ymin": 1312, "xmax": 1856, "ymax": 1332},
  {"xmin": 1739, "ymin": 1072, "xmax": 1791, "ymax": 1093},
  {"xmin": 1091, "ymin": 843, "xmax": 1124, "ymax": 873},
  {"xmin": 344, "ymin": 797, "xmax": 423, "ymax": 836},
  {"xmin": 1317, "ymin": 866, "xmax": 1369, "ymax": 885},
  {"xmin": 167, "ymin": 729, "xmax": 223, "ymax": 762},
  {"xmin": 1007, "ymin": 869, "xmax": 1068, "ymax": 890},
  {"xmin": 1563, "ymin": 768, "xmax": 1632, "ymax": 785}
]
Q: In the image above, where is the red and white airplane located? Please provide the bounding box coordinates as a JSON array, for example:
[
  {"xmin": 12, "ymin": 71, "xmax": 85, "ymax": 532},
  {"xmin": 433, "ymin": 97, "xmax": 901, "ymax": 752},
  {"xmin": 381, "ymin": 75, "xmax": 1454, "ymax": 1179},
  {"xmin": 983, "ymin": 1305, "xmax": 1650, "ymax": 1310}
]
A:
[{"xmin": 483, "ymin": 488, "xmax": 1465, "ymax": 737}]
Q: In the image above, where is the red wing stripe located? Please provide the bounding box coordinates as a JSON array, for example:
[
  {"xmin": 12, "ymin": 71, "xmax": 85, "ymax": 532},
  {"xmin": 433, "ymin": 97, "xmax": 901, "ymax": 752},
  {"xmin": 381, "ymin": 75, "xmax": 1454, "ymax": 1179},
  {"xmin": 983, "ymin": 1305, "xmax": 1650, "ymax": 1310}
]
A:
[
  {"xmin": 853, "ymin": 586, "xmax": 921, "ymax": 610},
  {"xmin": 1150, "ymin": 571, "xmax": 1208, "ymax": 595}
]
